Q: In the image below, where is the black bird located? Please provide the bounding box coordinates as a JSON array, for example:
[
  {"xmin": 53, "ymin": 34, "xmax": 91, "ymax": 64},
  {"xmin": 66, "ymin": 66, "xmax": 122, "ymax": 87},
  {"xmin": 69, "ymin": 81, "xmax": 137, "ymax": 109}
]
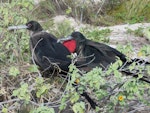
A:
[
  {"xmin": 8, "ymin": 21, "xmax": 71, "ymax": 73},
  {"xmin": 57, "ymin": 31, "xmax": 150, "ymax": 82},
  {"xmin": 8, "ymin": 22, "xmax": 97, "ymax": 109}
]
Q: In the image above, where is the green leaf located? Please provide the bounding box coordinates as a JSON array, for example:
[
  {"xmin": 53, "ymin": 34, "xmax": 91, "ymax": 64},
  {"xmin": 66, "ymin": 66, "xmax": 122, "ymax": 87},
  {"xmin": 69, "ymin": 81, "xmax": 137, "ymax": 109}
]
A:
[
  {"xmin": 36, "ymin": 85, "xmax": 49, "ymax": 97},
  {"xmin": 9, "ymin": 66, "xmax": 20, "ymax": 76},
  {"xmin": 35, "ymin": 77, "xmax": 50, "ymax": 97},
  {"xmin": 28, "ymin": 64, "xmax": 39, "ymax": 72},
  {"xmin": 30, "ymin": 106, "xmax": 55, "ymax": 113},
  {"xmin": 70, "ymin": 92, "xmax": 80, "ymax": 103},
  {"xmin": 66, "ymin": 7, "xmax": 72, "ymax": 14},
  {"xmin": 13, "ymin": 83, "xmax": 30, "ymax": 101},
  {"xmin": 72, "ymin": 102, "xmax": 85, "ymax": 113},
  {"xmin": 59, "ymin": 104, "xmax": 66, "ymax": 111},
  {"xmin": 2, "ymin": 107, "xmax": 8, "ymax": 113}
]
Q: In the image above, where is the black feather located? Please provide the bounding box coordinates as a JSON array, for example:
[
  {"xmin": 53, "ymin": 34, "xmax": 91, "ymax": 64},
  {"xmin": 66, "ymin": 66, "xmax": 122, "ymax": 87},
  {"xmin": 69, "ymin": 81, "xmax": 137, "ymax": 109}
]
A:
[{"xmin": 26, "ymin": 21, "xmax": 71, "ymax": 72}]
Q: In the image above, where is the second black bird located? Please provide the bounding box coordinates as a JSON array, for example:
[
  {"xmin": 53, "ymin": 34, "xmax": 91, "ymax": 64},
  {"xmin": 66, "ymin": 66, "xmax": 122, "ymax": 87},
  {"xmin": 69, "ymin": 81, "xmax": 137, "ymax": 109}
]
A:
[{"xmin": 58, "ymin": 31, "xmax": 150, "ymax": 83}]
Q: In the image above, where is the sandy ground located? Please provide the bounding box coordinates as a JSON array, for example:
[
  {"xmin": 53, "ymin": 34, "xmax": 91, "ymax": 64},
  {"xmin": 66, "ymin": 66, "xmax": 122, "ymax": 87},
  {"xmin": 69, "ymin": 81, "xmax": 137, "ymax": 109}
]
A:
[{"xmin": 99, "ymin": 23, "xmax": 150, "ymax": 60}]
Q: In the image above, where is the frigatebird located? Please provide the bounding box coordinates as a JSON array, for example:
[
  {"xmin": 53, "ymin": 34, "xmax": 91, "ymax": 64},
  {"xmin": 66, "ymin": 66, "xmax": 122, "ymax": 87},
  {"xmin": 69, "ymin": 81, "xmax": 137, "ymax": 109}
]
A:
[
  {"xmin": 57, "ymin": 31, "xmax": 150, "ymax": 83},
  {"xmin": 8, "ymin": 21, "xmax": 97, "ymax": 109},
  {"xmin": 8, "ymin": 21, "xmax": 71, "ymax": 73}
]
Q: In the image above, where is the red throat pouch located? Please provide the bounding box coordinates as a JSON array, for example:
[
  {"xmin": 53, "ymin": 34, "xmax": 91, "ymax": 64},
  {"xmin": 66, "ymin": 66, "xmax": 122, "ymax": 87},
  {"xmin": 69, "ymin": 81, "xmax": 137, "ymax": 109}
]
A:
[{"xmin": 63, "ymin": 40, "xmax": 76, "ymax": 53}]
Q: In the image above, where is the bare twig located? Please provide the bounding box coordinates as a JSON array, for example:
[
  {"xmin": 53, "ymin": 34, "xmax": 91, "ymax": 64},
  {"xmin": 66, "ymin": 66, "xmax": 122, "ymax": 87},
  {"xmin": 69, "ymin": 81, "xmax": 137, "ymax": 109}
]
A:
[
  {"xmin": 0, "ymin": 98, "xmax": 20, "ymax": 105},
  {"xmin": 31, "ymin": 38, "xmax": 43, "ymax": 77},
  {"xmin": 73, "ymin": 53, "xmax": 95, "ymax": 67},
  {"xmin": 76, "ymin": 56, "xmax": 95, "ymax": 68},
  {"xmin": 80, "ymin": 0, "xmax": 86, "ymax": 23},
  {"xmin": 42, "ymin": 56, "xmax": 61, "ymax": 74},
  {"xmin": 96, "ymin": 0, "xmax": 105, "ymax": 16}
]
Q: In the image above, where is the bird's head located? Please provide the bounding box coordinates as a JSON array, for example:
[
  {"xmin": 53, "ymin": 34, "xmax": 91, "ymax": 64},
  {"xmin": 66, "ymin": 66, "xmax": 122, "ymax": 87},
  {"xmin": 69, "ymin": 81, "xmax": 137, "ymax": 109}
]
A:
[
  {"xmin": 71, "ymin": 31, "xmax": 86, "ymax": 43},
  {"xmin": 26, "ymin": 21, "xmax": 43, "ymax": 32},
  {"xmin": 8, "ymin": 20, "xmax": 43, "ymax": 32}
]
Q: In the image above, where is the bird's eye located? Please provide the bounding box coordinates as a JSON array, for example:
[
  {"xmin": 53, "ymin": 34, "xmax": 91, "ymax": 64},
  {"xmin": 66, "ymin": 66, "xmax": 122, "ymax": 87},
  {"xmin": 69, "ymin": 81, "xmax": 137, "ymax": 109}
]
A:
[{"xmin": 27, "ymin": 23, "xmax": 32, "ymax": 28}]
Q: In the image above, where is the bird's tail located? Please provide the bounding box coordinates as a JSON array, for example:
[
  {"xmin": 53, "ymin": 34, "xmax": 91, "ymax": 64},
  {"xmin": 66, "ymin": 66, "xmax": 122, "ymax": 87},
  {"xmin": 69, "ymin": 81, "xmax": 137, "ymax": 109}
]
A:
[
  {"xmin": 120, "ymin": 58, "xmax": 150, "ymax": 84},
  {"xmin": 121, "ymin": 70, "xmax": 150, "ymax": 84},
  {"xmin": 127, "ymin": 58, "xmax": 150, "ymax": 65}
]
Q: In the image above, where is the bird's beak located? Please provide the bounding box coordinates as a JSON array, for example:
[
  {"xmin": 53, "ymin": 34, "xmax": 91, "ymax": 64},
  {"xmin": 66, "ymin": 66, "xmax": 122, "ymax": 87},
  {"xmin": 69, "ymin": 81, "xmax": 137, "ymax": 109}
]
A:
[
  {"xmin": 8, "ymin": 25, "xmax": 28, "ymax": 31},
  {"xmin": 57, "ymin": 35, "xmax": 73, "ymax": 43}
]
